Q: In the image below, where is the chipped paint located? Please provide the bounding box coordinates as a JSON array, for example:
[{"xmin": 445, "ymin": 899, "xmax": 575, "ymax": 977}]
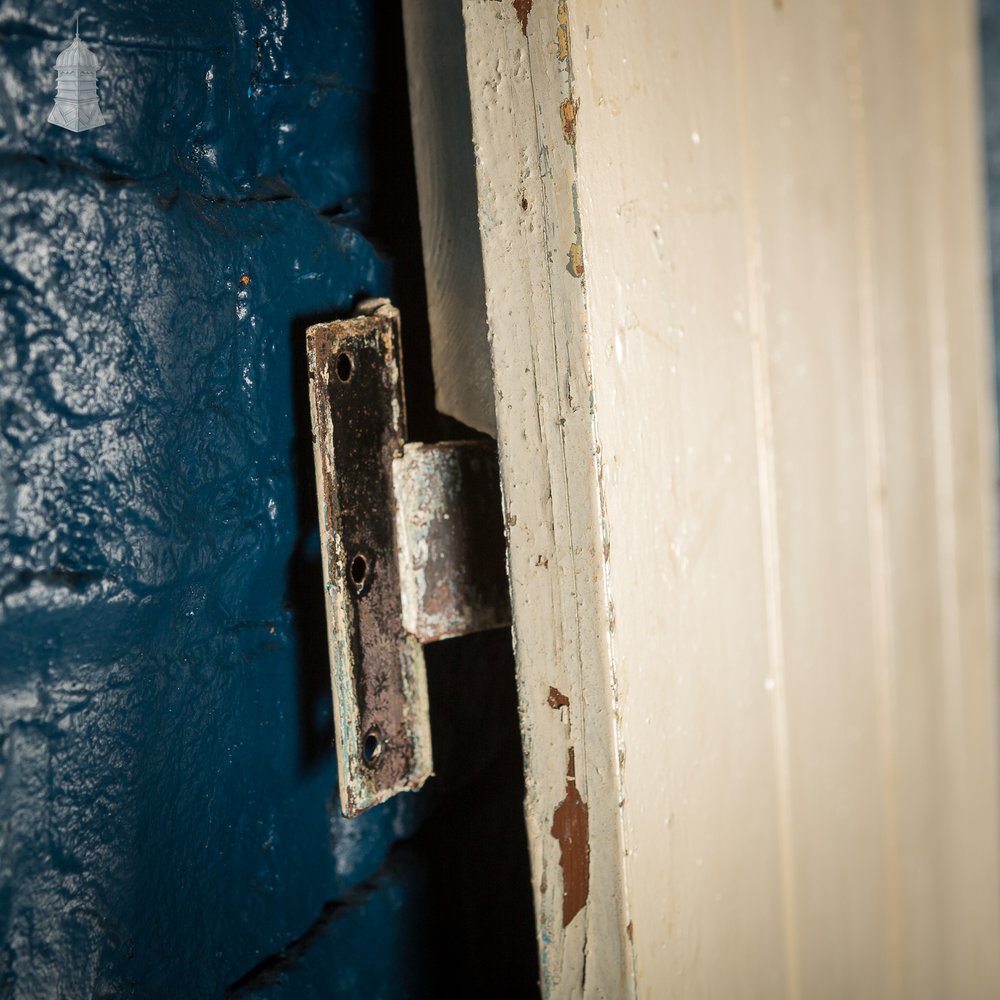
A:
[
  {"xmin": 560, "ymin": 96, "xmax": 579, "ymax": 145},
  {"xmin": 461, "ymin": 0, "xmax": 635, "ymax": 992},
  {"xmin": 556, "ymin": 0, "xmax": 569, "ymax": 60},
  {"xmin": 513, "ymin": 0, "xmax": 533, "ymax": 36},
  {"xmin": 567, "ymin": 242, "xmax": 585, "ymax": 277},
  {"xmin": 551, "ymin": 748, "xmax": 590, "ymax": 927},
  {"xmin": 547, "ymin": 686, "xmax": 570, "ymax": 710}
]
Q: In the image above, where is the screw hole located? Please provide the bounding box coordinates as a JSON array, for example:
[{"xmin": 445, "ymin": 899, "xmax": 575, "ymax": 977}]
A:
[
  {"xmin": 336, "ymin": 352, "xmax": 353, "ymax": 382},
  {"xmin": 350, "ymin": 553, "xmax": 368, "ymax": 591},
  {"xmin": 362, "ymin": 727, "xmax": 382, "ymax": 764}
]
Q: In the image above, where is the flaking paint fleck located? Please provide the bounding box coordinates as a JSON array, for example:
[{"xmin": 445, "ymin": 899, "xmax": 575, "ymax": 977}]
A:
[
  {"xmin": 547, "ymin": 686, "xmax": 570, "ymax": 709},
  {"xmin": 550, "ymin": 747, "xmax": 590, "ymax": 927},
  {"xmin": 567, "ymin": 242, "xmax": 585, "ymax": 277},
  {"xmin": 560, "ymin": 97, "xmax": 579, "ymax": 145}
]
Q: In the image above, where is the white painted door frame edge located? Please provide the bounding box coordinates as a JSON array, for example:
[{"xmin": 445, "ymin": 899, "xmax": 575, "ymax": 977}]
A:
[
  {"xmin": 403, "ymin": 1, "xmax": 636, "ymax": 990},
  {"xmin": 459, "ymin": 2, "xmax": 635, "ymax": 994}
]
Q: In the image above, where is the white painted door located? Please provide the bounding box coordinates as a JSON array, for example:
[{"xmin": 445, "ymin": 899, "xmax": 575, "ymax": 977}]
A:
[{"xmin": 407, "ymin": 2, "xmax": 1000, "ymax": 995}]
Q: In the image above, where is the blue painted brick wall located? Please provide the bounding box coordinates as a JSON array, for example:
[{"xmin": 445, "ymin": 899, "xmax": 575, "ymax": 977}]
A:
[{"xmin": 0, "ymin": 3, "xmax": 450, "ymax": 995}]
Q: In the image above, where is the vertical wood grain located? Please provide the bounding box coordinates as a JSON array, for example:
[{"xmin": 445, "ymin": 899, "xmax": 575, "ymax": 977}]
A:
[
  {"xmin": 461, "ymin": 2, "xmax": 634, "ymax": 994},
  {"xmin": 459, "ymin": 0, "xmax": 1000, "ymax": 994},
  {"xmin": 401, "ymin": 0, "xmax": 495, "ymax": 435}
]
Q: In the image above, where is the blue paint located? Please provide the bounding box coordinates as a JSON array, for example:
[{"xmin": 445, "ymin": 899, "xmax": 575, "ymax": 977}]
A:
[{"xmin": 0, "ymin": 2, "xmax": 438, "ymax": 995}]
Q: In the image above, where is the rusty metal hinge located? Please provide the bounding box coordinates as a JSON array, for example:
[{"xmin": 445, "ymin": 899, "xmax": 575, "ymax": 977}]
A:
[{"xmin": 306, "ymin": 299, "xmax": 510, "ymax": 817}]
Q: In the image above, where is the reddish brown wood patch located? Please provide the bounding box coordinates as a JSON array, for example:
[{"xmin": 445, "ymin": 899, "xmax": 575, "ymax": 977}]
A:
[
  {"xmin": 560, "ymin": 97, "xmax": 579, "ymax": 145},
  {"xmin": 512, "ymin": 0, "xmax": 533, "ymax": 36},
  {"xmin": 547, "ymin": 686, "xmax": 570, "ymax": 709},
  {"xmin": 550, "ymin": 748, "xmax": 590, "ymax": 927}
]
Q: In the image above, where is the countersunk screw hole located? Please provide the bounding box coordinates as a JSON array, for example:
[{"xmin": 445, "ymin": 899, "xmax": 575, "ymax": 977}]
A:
[
  {"xmin": 350, "ymin": 553, "xmax": 368, "ymax": 591},
  {"xmin": 336, "ymin": 352, "xmax": 353, "ymax": 382},
  {"xmin": 362, "ymin": 727, "xmax": 382, "ymax": 764}
]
